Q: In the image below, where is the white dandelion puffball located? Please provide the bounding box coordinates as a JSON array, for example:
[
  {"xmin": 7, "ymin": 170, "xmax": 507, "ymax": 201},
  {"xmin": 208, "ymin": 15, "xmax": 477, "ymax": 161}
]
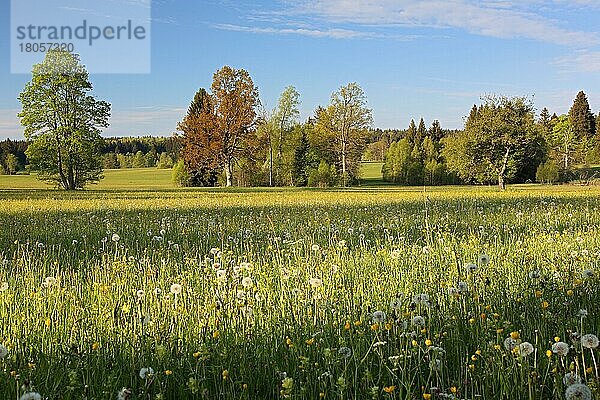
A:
[
  {"xmin": 372, "ymin": 310, "xmax": 386, "ymax": 324},
  {"xmin": 582, "ymin": 270, "xmax": 594, "ymax": 279},
  {"xmin": 504, "ymin": 337, "xmax": 518, "ymax": 351},
  {"xmin": 478, "ymin": 254, "xmax": 490, "ymax": 265},
  {"xmin": 309, "ymin": 277, "xmax": 323, "ymax": 288},
  {"xmin": 389, "ymin": 297, "xmax": 402, "ymax": 311},
  {"xmin": 578, "ymin": 309, "xmax": 588, "ymax": 318},
  {"xmin": 518, "ymin": 342, "xmax": 534, "ymax": 357},
  {"xmin": 412, "ymin": 293, "xmax": 430, "ymax": 306},
  {"xmin": 581, "ymin": 334, "xmax": 599, "ymax": 349},
  {"xmin": 563, "ymin": 373, "xmax": 582, "ymax": 385},
  {"xmin": 551, "ymin": 342, "xmax": 569, "ymax": 356},
  {"xmin": 19, "ymin": 393, "xmax": 42, "ymax": 400},
  {"xmin": 390, "ymin": 249, "xmax": 401, "ymax": 260},
  {"xmin": 0, "ymin": 282, "xmax": 8, "ymax": 292},
  {"xmin": 117, "ymin": 388, "xmax": 132, "ymax": 400},
  {"xmin": 112, "ymin": 233, "xmax": 120, "ymax": 242},
  {"xmin": 139, "ymin": 367, "xmax": 155, "ymax": 379},
  {"xmin": 465, "ymin": 263, "xmax": 478, "ymax": 273},
  {"xmin": 0, "ymin": 344, "xmax": 8, "ymax": 358},
  {"xmin": 216, "ymin": 269, "xmax": 227, "ymax": 283},
  {"xmin": 136, "ymin": 290, "xmax": 145, "ymax": 299},
  {"xmin": 311, "ymin": 244, "xmax": 320, "ymax": 252},
  {"xmin": 338, "ymin": 346, "xmax": 352, "ymax": 359},
  {"xmin": 412, "ymin": 315, "xmax": 426, "ymax": 326},
  {"xmin": 528, "ymin": 270, "xmax": 540, "ymax": 279},
  {"xmin": 241, "ymin": 277, "xmax": 254, "ymax": 288},
  {"xmin": 457, "ymin": 281, "xmax": 468, "ymax": 293},
  {"xmin": 565, "ymin": 383, "xmax": 592, "ymax": 400},
  {"xmin": 169, "ymin": 283, "xmax": 182, "ymax": 295},
  {"xmin": 42, "ymin": 276, "xmax": 57, "ymax": 287}
]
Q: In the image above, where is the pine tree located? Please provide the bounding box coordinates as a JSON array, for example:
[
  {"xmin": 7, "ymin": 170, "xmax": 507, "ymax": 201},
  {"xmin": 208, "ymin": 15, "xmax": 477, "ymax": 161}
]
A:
[
  {"xmin": 406, "ymin": 119, "xmax": 417, "ymax": 145},
  {"xmin": 416, "ymin": 118, "xmax": 427, "ymax": 145},
  {"xmin": 292, "ymin": 129, "xmax": 310, "ymax": 186},
  {"xmin": 538, "ymin": 107, "xmax": 552, "ymax": 137},
  {"xmin": 569, "ymin": 91, "xmax": 596, "ymax": 139},
  {"xmin": 429, "ymin": 120, "xmax": 443, "ymax": 142}
]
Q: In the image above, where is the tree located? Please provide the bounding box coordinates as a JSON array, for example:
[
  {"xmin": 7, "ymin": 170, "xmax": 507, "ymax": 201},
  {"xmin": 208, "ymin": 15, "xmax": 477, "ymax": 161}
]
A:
[
  {"xmin": 568, "ymin": 91, "xmax": 596, "ymax": 162},
  {"xmin": 188, "ymin": 88, "xmax": 209, "ymax": 117},
  {"xmin": 212, "ymin": 66, "xmax": 260, "ymax": 186},
  {"xmin": 538, "ymin": 107, "xmax": 552, "ymax": 138},
  {"xmin": 18, "ymin": 50, "xmax": 110, "ymax": 190},
  {"xmin": 315, "ymin": 83, "xmax": 373, "ymax": 186},
  {"xmin": 5, "ymin": 154, "xmax": 19, "ymax": 175},
  {"xmin": 103, "ymin": 153, "xmax": 119, "ymax": 169},
  {"xmin": 271, "ymin": 86, "xmax": 300, "ymax": 186},
  {"xmin": 444, "ymin": 96, "xmax": 540, "ymax": 190},
  {"xmin": 429, "ymin": 120, "xmax": 444, "ymax": 142},
  {"xmin": 416, "ymin": 118, "xmax": 427, "ymax": 146},
  {"xmin": 291, "ymin": 128, "xmax": 310, "ymax": 186},
  {"xmin": 550, "ymin": 115, "xmax": 577, "ymax": 170}
]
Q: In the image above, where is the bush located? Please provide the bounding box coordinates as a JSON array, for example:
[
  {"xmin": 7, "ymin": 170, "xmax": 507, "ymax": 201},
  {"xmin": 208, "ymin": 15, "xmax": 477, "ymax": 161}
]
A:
[
  {"xmin": 308, "ymin": 160, "xmax": 338, "ymax": 187},
  {"xmin": 536, "ymin": 160, "xmax": 559, "ymax": 184},
  {"xmin": 171, "ymin": 160, "xmax": 191, "ymax": 187}
]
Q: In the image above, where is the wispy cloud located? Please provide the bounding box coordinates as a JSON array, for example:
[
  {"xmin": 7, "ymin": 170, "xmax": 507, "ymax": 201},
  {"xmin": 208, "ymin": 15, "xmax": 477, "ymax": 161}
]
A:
[
  {"xmin": 554, "ymin": 50, "xmax": 600, "ymax": 73},
  {"xmin": 0, "ymin": 109, "xmax": 22, "ymax": 140},
  {"xmin": 273, "ymin": 0, "xmax": 599, "ymax": 47},
  {"xmin": 104, "ymin": 106, "xmax": 186, "ymax": 137},
  {"xmin": 213, "ymin": 23, "xmax": 387, "ymax": 39}
]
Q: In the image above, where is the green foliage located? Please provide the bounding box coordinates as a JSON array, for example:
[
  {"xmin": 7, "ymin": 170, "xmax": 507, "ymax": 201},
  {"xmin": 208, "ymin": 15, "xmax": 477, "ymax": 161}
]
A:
[
  {"xmin": 102, "ymin": 153, "xmax": 119, "ymax": 169},
  {"xmin": 535, "ymin": 159, "xmax": 560, "ymax": 184},
  {"xmin": 157, "ymin": 152, "xmax": 174, "ymax": 169},
  {"xmin": 18, "ymin": 50, "xmax": 110, "ymax": 190},
  {"xmin": 4, "ymin": 154, "xmax": 19, "ymax": 175},
  {"xmin": 171, "ymin": 159, "xmax": 191, "ymax": 187},
  {"xmin": 443, "ymin": 96, "xmax": 542, "ymax": 189},
  {"xmin": 308, "ymin": 160, "xmax": 338, "ymax": 187}
]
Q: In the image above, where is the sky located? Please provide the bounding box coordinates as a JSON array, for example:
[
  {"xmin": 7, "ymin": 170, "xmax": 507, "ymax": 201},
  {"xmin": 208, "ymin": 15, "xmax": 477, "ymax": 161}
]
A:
[{"xmin": 0, "ymin": 0, "xmax": 599, "ymax": 139}]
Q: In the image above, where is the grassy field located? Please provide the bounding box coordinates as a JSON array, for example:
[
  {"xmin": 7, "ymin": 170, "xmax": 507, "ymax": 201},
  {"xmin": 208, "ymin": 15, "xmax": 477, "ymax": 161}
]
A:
[{"xmin": 0, "ymin": 173, "xmax": 598, "ymax": 399}]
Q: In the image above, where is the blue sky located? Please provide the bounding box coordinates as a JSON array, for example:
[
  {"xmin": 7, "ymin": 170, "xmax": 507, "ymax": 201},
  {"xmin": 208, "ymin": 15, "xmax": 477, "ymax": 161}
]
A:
[{"xmin": 1, "ymin": 0, "xmax": 599, "ymax": 139}]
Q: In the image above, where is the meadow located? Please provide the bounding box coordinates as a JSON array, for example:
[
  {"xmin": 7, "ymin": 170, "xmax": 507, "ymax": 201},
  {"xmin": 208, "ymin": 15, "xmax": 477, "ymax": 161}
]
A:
[{"xmin": 0, "ymin": 171, "xmax": 598, "ymax": 399}]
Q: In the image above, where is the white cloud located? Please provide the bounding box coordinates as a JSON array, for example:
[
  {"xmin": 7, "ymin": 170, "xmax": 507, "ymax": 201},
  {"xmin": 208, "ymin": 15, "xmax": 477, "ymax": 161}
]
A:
[
  {"xmin": 213, "ymin": 23, "xmax": 379, "ymax": 39},
  {"xmin": 278, "ymin": 0, "xmax": 598, "ymax": 46},
  {"xmin": 554, "ymin": 50, "xmax": 600, "ymax": 73},
  {"xmin": 0, "ymin": 109, "xmax": 23, "ymax": 140}
]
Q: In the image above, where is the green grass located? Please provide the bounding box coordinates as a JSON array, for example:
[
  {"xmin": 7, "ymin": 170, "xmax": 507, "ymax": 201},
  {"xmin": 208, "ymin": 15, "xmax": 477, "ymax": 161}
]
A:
[
  {"xmin": 0, "ymin": 181, "xmax": 598, "ymax": 400},
  {"xmin": 0, "ymin": 168, "xmax": 174, "ymax": 190},
  {"xmin": 359, "ymin": 161, "xmax": 386, "ymax": 185}
]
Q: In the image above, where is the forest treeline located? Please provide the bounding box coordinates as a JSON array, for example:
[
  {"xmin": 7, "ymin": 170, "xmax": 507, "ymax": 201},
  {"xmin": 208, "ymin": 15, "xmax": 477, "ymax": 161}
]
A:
[{"xmin": 7, "ymin": 57, "xmax": 600, "ymax": 188}]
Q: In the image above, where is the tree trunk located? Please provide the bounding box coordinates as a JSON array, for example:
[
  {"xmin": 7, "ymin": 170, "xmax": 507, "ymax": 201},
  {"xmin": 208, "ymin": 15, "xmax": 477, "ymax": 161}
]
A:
[
  {"xmin": 498, "ymin": 174, "xmax": 505, "ymax": 190},
  {"xmin": 269, "ymin": 139, "xmax": 273, "ymax": 187},
  {"xmin": 341, "ymin": 140, "xmax": 347, "ymax": 187},
  {"xmin": 224, "ymin": 159, "xmax": 233, "ymax": 187},
  {"xmin": 498, "ymin": 147, "xmax": 510, "ymax": 191}
]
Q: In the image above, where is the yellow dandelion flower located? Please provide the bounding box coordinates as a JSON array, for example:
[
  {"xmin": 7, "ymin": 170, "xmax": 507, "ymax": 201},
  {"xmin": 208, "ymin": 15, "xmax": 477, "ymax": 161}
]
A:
[
  {"xmin": 165, "ymin": 370, "xmax": 173, "ymax": 375},
  {"xmin": 510, "ymin": 331, "xmax": 520, "ymax": 340},
  {"xmin": 344, "ymin": 321, "xmax": 351, "ymax": 330},
  {"xmin": 541, "ymin": 301, "xmax": 549, "ymax": 309},
  {"xmin": 423, "ymin": 393, "xmax": 432, "ymax": 400},
  {"xmin": 305, "ymin": 338, "xmax": 315, "ymax": 346},
  {"xmin": 425, "ymin": 339, "xmax": 432, "ymax": 346},
  {"xmin": 546, "ymin": 350, "xmax": 552, "ymax": 358}
]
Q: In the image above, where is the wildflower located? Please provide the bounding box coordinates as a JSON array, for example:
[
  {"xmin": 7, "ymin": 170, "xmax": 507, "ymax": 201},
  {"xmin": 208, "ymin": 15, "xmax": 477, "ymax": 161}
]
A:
[
  {"xmin": 541, "ymin": 301, "xmax": 549, "ymax": 309},
  {"xmin": 390, "ymin": 249, "xmax": 401, "ymax": 259},
  {"xmin": 309, "ymin": 278, "xmax": 323, "ymax": 288},
  {"xmin": 372, "ymin": 310, "xmax": 386, "ymax": 324},
  {"xmin": 222, "ymin": 369, "xmax": 229, "ymax": 380},
  {"xmin": 136, "ymin": 290, "xmax": 145, "ymax": 299},
  {"xmin": 0, "ymin": 282, "xmax": 8, "ymax": 291},
  {"xmin": 552, "ymin": 342, "xmax": 569, "ymax": 356},
  {"xmin": 117, "ymin": 388, "xmax": 132, "ymax": 400},
  {"xmin": 111, "ymin": 233, "xmax": 120, "ymax": 242},
  {"xmin": 581, "ymin": 270, "xmax": 594, "ymax": 279},
  {"xmin": 311, "ymin": 244, "xmax": 320, "ymax": 252},
  {"xmin": 383, "ymin": 385, "xmax": 396, "ymax": 393},
  {"xmin": 0, "ymin": 344, "xmax": 8, "ymax": 358},
  {"xmin": 478, "ymin": 254, "xmax": 490, "ymax": 265},
  {"xmin": 19, "ymin": 393, "xmax": 42, "ymax": 400},
  {"xmin": 92, "ymin": 342, "xmax": 100, "ymax": 351},
  {"xmin": 216, "ymin": 269, "xmax": 227, "ymax": 283},
  {"xmin": 412, "ymin": 293, "xmax": 431, "ymax": 307},
  {"xmin": 565, "ymin": 383, "xmax": 592, "ymax": 400},
  {"xmin": 139, "ymin": 367, "xmax": 155, "ymax": 379},
  {"xmin": 41, "ymin": 276, "xmax": 57, "ymax": 287},
  {"xmin": 389, "ymin": 297, "xmax": 402, "ymax": 311},
  {"xmin": 465, "ymin": 263, "xmax": 478, "ymax": 273},
  {"xmin": 423, "ymin": 394, "xmax": 432, "ymax": 400},
  {"xmin": 528, "ymin": 270, "xmax": 540, "ymax": 279},
  {"xmin": 373, "ymin": 341, "xmax": 387, "ymax": 348},
  {"xmin": 169, "ymin": 283, "xmax": 182, "ymax": 295},
  {"xmin": 241, "ymin": 277, "xmax": 253, "ymax": 288},
  {"xmin": 504, "ymin": 337, "xmax": 518, "ymax": 351},
  {"xmin": 153, "ymin": 288, "xmax": 162, "ymax": 295},
  {"xmin": 165, "ymin": 370, "xmax": 172, "ymax": 376},
  {"xmin": 510, "ymin": 331, "xmax": 520, "ymax": 340},
  {"xmin": 581, "ymin": 334, "xmax": 599, "ymax": 349},
  {"xmin": 518, "ymin": 342, "xmax": 534, "ymax": 357},
  {"xmin": 578, "ymin": 309, "xmax": 588, "ymax": 318},
  {"xmin": 457, "ymin": 281, "xmax": 468, "ymax": 294},
  {"xmin": 412, "ymin": 316, "xmax": 426, "ymax": 326},
  {"xmin": 338, "ymin": 347, "xmax": 352, "ymax": 359},
  {"xmin": 563, "ymin": 373, "xmax": 582, "ymax": 386}
]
